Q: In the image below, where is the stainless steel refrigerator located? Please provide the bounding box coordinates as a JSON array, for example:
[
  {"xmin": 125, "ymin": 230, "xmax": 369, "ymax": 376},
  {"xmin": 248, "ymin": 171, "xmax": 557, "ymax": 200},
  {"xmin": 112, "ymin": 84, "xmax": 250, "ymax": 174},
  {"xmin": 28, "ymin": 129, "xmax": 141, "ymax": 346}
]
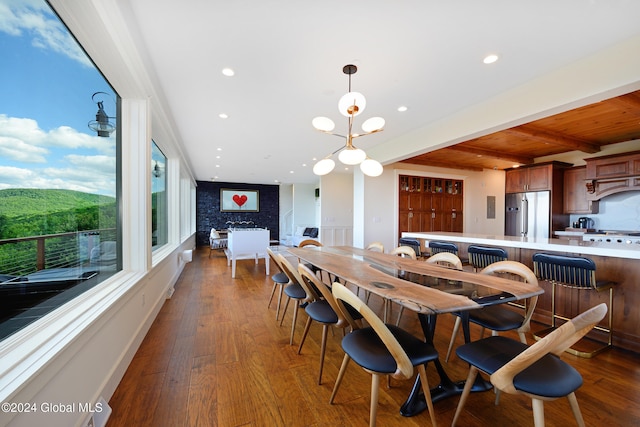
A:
[{"xmin": 505, "ymin": 191, "xmax": 550, "ymax": 238}]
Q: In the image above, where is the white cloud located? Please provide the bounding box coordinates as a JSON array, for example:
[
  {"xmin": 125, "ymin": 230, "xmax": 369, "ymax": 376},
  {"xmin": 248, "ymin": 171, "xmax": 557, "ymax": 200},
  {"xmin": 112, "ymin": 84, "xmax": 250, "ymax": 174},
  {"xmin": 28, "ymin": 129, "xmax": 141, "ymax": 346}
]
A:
[
  {"xmin": 0, "ymin": 114, "xmax": 114, "ymax": 154},
  {"xmin": 0, "ymin": 0, "xmax": 92, "ymax": 67},
  {"xmin": 0, "ymin": 136, "xmax": 48, "ymax": 163}
]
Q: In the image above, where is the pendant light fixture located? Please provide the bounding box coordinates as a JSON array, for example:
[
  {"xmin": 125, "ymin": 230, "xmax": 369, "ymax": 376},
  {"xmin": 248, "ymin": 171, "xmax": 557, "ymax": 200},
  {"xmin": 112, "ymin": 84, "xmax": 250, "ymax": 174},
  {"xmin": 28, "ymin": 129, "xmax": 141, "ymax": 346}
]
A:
[{"xmin": 312, "ymin": 65, "xmax": 384, "ymax": 177}]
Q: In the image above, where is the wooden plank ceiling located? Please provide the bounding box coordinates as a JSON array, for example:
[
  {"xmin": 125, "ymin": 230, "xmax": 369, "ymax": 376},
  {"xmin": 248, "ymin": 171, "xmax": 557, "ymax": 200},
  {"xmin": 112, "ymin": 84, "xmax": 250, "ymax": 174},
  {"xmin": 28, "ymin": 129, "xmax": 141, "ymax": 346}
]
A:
[{"xmin": 400, "ymin": 90, "xmax": 640, "ymax": 171}]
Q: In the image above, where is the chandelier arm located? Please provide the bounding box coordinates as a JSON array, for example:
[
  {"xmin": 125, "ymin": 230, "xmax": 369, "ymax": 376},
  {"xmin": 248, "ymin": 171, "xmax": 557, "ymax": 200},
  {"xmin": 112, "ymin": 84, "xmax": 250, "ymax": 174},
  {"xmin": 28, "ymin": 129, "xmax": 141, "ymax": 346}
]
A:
[{"xmin": 351, "ymin": 128, "xmax": 384, "ymax": 139}]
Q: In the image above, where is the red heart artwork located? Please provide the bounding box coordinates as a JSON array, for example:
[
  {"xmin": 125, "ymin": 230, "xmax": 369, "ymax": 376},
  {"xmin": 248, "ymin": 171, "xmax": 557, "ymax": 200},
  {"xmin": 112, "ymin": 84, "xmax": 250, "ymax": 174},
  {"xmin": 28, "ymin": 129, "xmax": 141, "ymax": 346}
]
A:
[{"xmin": 232, "ymin": 194, "xmax": 248, "ymax": 207}]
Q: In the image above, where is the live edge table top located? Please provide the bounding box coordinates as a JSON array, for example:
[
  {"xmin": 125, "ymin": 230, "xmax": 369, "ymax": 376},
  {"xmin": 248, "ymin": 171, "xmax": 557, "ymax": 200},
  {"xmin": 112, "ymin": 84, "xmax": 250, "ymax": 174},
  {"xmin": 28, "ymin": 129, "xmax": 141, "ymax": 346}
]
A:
[{"xmin": 287, "ymin": 246, "xmax": 543, "ymax": 316}]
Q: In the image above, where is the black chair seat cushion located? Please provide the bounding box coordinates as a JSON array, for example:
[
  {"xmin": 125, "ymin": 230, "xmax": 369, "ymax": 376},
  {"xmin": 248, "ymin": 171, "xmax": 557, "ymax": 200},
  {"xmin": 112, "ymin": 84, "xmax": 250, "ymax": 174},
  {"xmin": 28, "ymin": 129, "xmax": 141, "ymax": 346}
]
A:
[
  {"xmin": 341, "ymin": 324, "xmax": 438, "ymax": 374},
  {"xmin": 468, "ymin": 306, "xmax": 524, "ymax": 331},
  {"xmin": 305, "ymin": 300, "xmax": 338, "ymax": 324},
  {"xmin": 271, "ymin": 272, "xmax": 289, "ymax": 284},
  {"xmin": 456, "ymin": 336, "xmax": 583, "ymax": 398},
  {"xmin": 283, "ymin": 283, "xmax": 306, "ymax": 300}
]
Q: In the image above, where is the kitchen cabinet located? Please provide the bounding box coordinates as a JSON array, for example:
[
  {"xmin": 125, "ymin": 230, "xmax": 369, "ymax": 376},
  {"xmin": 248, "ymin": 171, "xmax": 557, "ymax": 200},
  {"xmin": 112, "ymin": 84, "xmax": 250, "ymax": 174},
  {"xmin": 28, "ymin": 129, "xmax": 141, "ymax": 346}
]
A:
[
  {"xmin": 505, "ymin": 164, "xmax": 552, "ymax": 193},
  {"xmin": 399, "ymin": 175, "xmax": 463, "ymax": 239},
  {"xmin": 563, "ymin": 166, "xmax": 599, "ymax": 214}
]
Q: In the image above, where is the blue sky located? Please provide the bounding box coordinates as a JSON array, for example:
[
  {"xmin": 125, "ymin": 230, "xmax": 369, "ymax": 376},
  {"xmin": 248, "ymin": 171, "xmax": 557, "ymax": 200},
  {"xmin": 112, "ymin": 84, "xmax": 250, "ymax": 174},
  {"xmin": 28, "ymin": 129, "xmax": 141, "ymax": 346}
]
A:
[{"xmin": 0, "ymin": 0, "xmax": 117, "ymax": 197}]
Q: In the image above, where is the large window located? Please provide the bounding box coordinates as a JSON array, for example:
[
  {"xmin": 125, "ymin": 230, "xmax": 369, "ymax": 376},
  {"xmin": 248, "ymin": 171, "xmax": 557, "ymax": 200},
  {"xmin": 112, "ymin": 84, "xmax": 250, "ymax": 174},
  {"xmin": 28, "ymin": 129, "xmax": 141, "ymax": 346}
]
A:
[
  {"xmin": 152, "ymin": 141, "xmax": 167, "ymax": 249},
  {"xmin": 0, "ymin": 1, "xmax": 120, "ymax": 340}
]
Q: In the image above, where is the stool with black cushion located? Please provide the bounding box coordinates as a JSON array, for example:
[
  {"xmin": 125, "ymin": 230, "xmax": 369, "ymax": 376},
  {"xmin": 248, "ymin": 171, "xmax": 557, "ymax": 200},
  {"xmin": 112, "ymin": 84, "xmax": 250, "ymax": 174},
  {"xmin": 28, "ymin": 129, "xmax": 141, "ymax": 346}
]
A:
[
  {"xmin": 467, "ymin": 245, "xmax": 508, "ymax": 271},
  {"xmin": 428, "ymin": 241, "xmax": 468, "ymax": 264},
  {"xmin": 451, "ymin": 303, "xmax": 607, "ymax": 427},
  {"xmin": 532, "ymin": 252, "xmax": 616, "ymax": 358},
  {"xmin": 398, "ymin": 237, "xmax": 421, "ymax": 257}
]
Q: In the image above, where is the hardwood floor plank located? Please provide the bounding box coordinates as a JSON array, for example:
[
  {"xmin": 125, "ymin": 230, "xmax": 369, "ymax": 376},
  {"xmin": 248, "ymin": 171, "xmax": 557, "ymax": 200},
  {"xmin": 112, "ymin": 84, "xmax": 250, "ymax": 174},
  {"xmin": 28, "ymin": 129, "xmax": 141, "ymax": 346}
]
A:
[{"xmin": 106, "ymin": 247, "xmax": 640, "ymax": 427}]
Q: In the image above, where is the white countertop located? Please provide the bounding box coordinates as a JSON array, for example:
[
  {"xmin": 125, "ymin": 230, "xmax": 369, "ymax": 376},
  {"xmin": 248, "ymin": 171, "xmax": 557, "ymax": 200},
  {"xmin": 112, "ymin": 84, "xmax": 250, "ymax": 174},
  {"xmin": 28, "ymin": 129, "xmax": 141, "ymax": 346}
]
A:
[{"xmin": 401, "ymin": 231, "xmax": 640, "ymax": 260}]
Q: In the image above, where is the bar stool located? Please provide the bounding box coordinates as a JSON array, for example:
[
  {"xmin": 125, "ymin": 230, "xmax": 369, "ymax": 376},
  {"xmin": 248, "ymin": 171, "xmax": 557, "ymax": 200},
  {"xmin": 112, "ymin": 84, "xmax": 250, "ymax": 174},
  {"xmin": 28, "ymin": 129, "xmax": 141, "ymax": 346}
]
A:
[
  {"xmin": 398, "ymin": 237, "xmax": 421, "ymax": 257},
  {"xmin": 428, "ymin": 240, "xmax": 468, "ymax": 264},
  {"xmin": 532, "ymin": 252, "xmax": 616, "ymax": 358},
  {"xmin": 467, "ymin": 245, "xmax": 508, "ymax": 271}
]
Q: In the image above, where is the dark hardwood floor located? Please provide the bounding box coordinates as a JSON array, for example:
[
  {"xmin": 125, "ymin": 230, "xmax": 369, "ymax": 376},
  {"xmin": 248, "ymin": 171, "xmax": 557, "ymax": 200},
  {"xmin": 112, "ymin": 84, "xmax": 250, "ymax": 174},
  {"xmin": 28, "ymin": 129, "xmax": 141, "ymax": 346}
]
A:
[{"xmin": 106, "ymin": 247, "xmax": 640, "ymax": 426}]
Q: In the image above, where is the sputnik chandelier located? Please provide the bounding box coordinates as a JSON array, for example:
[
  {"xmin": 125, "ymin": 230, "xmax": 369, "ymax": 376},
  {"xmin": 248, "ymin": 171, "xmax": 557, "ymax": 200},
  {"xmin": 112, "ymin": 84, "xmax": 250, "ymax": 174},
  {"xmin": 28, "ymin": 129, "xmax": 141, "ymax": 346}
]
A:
[{"xmin": 312, "ymin": 64, "xmax": 384, "ymax": 177}]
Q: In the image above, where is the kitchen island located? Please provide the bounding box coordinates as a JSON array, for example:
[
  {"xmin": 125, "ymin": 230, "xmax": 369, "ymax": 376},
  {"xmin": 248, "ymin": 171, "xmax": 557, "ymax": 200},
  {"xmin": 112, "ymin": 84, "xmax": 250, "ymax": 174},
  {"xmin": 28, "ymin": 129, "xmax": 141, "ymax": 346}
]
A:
[{"xmin": 402, "ymin": 231, "xmax": 640, "ymax": 353}]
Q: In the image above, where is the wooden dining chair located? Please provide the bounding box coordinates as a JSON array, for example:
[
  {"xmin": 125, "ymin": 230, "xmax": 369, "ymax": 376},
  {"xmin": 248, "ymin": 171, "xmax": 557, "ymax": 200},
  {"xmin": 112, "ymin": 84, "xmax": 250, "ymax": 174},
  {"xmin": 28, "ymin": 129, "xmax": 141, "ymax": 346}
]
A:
[
  {"xmin": 365, "ymin": 241, "xmax": 384, "ymax": 252},
  {"xmin": 298, "ymin": 239, "xmax": 322, "ymax": 248},
  {"xmin": 389, "ymin": 245, "xmax": 417, "ymax": 259},
  {"xmin": 330, "ymin": 282, "xmax": 439, "ymax": 427},
  {"xmin": 451, "ymin": 303, "xmax": 608, "ymax": 427},
  {"xmin": 297, "ymin": 264, "xmax": 361, "ymax": 385},
  {"xmin": 266, "ymin": 247, "xmax": 291, "ymax": 321},
  {"xmin": 444, "ymin": 261, "xmax": 539, "ymax": 362},
  {"xmin": 277, "ymin": 253, "xmax": 313, "ymax": 345}
]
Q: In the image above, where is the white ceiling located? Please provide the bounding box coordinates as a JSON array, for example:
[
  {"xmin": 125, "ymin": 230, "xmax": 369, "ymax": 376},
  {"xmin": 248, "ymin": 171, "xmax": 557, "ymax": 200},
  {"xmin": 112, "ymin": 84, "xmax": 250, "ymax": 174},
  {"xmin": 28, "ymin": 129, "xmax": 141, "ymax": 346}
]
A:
[{"xmin": 124, "ymin": 0, "xmax": 640, "ymax": 185}]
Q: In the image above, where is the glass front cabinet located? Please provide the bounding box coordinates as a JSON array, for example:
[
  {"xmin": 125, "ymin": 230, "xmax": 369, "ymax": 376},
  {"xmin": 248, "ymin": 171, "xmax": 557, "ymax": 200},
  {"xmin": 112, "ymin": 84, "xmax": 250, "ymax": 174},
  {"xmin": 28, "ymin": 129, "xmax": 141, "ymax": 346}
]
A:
[{"xmin": 399, "ymin": 175, "xmax": 463, "ymax": 239}]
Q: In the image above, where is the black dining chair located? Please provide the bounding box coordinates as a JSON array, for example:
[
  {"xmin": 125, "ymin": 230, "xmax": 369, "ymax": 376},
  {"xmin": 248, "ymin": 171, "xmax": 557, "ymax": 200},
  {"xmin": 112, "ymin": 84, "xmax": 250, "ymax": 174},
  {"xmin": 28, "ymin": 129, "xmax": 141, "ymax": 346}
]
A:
[
  {"xmin": 451, "ymin": 303, "xmax": 607, "ymax": 427},
  {"xmin": 277, "ymin": 253, "xmax": 312, "ymax": 345},
  {"xmin": 444, "ymin": 261, "xmax": 539, "ymax": 362},
  {"xmin": 329, "ymin": 282, "xmax": 439, "ymax": 427},
  {"xmin": 266, "ymin": 247, "xmax": 291, "ymax": 321}
]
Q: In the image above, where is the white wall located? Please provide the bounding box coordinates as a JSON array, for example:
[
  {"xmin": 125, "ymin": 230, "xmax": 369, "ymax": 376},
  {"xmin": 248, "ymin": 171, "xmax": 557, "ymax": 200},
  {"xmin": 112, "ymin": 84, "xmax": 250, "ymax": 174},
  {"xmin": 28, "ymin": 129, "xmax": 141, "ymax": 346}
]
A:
[
  {"xmin": 292, "ymin": 183, "xmax": 318, "ymax": 229},
  {"xmin": 279, "ymin": 183, "xmax": 293, "ymax": 240},
  {"xmin": 318, "ymin": 173, "xmax": 353, "ymax": 246}
]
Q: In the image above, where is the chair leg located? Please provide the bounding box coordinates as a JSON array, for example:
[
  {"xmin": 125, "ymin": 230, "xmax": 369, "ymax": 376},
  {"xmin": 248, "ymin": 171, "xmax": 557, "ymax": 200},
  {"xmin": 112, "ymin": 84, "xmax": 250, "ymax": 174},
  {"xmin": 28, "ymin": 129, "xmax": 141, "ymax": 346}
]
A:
[
  {"xmin": 289, "ymin": 300, "xmax": 300, "ymax": 345},
  {"xmin": 279, "ymin": 297, "xmax": 291, "ymax": 326},
  {"xmin": 318, "ymin": 324, "xmax": 329, "ymax": 385},
  {"xmin": 445, "ymin": 316, "xmax": 462, "ymax": 362},
  {"xmin": 531, "ymin": 398, "xmax": 545, "ymax": 427},
  {"xmin": 330, "ymin": 354, "xmax": 351, "ymax": 404},
  {"xmin": 452, "ymin": 366, "xmax": 479, "ymax": 426},
  {"xmin": 297, "ymin": 317, "xmax": 313, "ymax": 354},
  {"xmin": 369, "ymin": 373, "xmax": 380, "ymax": 427},
  {"xmin": 567, "ymin": 392, "xmax": 586, "ymax": 427},
  {"xmin": 417, "ymin": 364, "xmax": 437, "ymax": 427}
]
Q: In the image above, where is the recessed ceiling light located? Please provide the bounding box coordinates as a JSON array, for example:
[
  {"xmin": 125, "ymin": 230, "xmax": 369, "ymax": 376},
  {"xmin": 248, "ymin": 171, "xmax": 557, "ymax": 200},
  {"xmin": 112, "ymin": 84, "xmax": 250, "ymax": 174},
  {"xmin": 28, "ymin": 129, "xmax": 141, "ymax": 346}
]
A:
[
  {"xmin": 289, "ymin": 171, "xmax": 294, "ymax": 174},
  {"xmin": 398, "ymin": 106, "xmax": 408, "ymax": 112},
  {"xmin": 219, "ymin": 113, "xmax": 228, "ymax": 119},
  {"xmin": 217, "ymin": 148, "xmax": 222, "ymax": 151},
  {"xmin": 483, "ymin": 54, "xmax": 499, "ymax": 64},
  {"xmin": 222, "ymin": 68, "xmax": 235, "ymax": 76},
  {"xmin": 216, "ymin": 164, "xmax": 220, "ymax": 168},
  {"xmin": 216, "ymin": 155, "xmax": 220, "ymax": 159},
  {"xmin": 302, "ymin": 163, "xmax": 307, "ymax": 167}
]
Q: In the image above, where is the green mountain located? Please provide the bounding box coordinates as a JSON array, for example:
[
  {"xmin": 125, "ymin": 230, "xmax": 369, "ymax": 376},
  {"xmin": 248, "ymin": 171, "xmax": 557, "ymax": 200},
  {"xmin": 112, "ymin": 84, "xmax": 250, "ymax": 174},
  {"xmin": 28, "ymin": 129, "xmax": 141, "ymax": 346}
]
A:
[
  {"xmin": 0, "ymin": 189, "xmax": 114, "ymax": 218},
  {"xmin": 0, "ymin": 189, "xmax": 116, "ymax": 239}
]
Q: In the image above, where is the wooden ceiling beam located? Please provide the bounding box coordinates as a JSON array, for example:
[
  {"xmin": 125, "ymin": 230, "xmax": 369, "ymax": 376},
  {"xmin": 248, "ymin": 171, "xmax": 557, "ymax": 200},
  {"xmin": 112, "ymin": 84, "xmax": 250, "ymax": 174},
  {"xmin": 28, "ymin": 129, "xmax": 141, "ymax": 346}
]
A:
[
  {"xmin": 504, "ymin": 125, "xmax": 601, "ymax": 153},
  {"xmin": 448, "ymin": 145, "xmax": 533, "ymax": 165}
]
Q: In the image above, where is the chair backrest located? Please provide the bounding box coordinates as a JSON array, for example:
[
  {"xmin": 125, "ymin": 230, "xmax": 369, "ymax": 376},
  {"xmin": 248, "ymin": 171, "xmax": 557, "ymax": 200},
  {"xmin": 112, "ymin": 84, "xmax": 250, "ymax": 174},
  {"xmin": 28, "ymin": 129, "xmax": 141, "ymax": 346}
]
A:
[
  {"xmin": 468, "ymin": 245, "xmax": 508, "ymax": 270},
  {"xmin": 298, "ymin": 264, "xmax": 349, "ymax": 328},
  {"xmin": 276, "ymin": 253, "xmax": 318, "ymax": 302},
  {"xmin": 331, "ymin": 282, "xmax": 414, "ymax": 380},
  {"xmin": 366, "ymin": 242, "xmax": 385, "ymax": 253},
  {"xmin": 390, "ymin": 245, "xmax": 417, "ymax": 260},
  {"xmin": 480, "ymin": 261, "xmax": 539, "ymax": 333},
  {"xmin": 532, "ymin": 252, "xmax": 597, "ymax": 289},
  {"xmin": 490, "ymin": 303, "xmax": 607, "ymax": 395},
  {"xmin": 267, "ymin": 247, "xmax": 285, "ymax": 274},
  {"xmin": 429, "ymin": 241, "xmax": 458, "ymax": 255},
  {"xmin": 298, "ymin": 239, "xmax": 322, "ymax": 248},
  {"xmin": 425, "ymin": 252, "xmax": 463, "ymax": 270}
]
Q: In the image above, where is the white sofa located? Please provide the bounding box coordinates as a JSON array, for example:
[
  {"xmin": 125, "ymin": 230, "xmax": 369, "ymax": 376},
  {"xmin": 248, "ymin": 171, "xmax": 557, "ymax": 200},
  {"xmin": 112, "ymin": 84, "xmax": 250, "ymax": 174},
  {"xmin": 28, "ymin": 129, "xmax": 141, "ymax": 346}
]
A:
[{"xmin": 290, "ymin": 226, "xmax": 319, "ymax": 247}]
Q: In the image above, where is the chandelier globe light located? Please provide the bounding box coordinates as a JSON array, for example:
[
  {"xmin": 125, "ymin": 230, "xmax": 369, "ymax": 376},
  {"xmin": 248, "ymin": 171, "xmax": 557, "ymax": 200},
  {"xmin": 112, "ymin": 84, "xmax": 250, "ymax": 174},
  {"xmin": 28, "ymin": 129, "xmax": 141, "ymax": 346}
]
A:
[{"xmin": 312, "ymin": 64, "xmax": 384, "ymax": 177}]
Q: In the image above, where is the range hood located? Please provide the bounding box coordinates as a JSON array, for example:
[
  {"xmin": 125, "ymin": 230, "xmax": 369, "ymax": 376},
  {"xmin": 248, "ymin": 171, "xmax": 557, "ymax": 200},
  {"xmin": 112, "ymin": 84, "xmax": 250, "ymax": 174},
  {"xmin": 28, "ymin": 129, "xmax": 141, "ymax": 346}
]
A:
[{"xmin": 585, "ymin": 150, "xmax": 640, "ymax": 201}]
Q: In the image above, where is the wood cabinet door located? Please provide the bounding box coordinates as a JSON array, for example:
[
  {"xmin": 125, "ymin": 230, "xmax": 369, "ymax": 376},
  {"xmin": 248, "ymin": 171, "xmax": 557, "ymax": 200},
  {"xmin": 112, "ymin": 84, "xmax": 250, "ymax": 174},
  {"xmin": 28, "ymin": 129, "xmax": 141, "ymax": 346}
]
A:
[
  {"xmin": 505, "ymin": 168, "xmax": 527, "ymax": 193},
  {"xmin": 526, "ymin": 164, "xmax": 552, "ymax": 191},
  {"xmin": 563, "ymin": 167, "xmax": 591, "ymax": 213}
]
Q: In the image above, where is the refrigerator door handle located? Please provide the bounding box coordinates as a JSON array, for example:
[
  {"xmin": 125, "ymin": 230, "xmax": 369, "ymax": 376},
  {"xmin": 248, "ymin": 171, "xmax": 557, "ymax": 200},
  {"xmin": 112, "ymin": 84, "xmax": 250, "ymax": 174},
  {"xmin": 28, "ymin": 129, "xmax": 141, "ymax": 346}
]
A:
[{"xmin": 520, "ymin": 196, "xmax": 529, "ymax": 236}]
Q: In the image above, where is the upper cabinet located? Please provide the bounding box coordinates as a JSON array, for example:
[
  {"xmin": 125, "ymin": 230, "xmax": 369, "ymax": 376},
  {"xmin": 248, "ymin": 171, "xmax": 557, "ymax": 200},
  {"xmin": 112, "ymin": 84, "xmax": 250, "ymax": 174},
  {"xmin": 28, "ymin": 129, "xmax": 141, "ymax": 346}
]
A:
[
  {"xmin": 505, "ymin": 163, "xmax": 556, "ymax": 193},
  {"xmin": 563, "ymin": 166, "xmax": 599, "ymax": 214}
]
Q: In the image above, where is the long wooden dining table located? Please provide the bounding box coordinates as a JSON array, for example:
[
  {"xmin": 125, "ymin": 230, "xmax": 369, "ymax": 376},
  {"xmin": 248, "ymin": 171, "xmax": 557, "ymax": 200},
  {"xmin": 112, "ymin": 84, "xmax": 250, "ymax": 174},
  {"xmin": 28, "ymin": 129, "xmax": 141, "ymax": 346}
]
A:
[{"xmin": 287, "ymin": 245, "xmax": 544, "ymax": 416}]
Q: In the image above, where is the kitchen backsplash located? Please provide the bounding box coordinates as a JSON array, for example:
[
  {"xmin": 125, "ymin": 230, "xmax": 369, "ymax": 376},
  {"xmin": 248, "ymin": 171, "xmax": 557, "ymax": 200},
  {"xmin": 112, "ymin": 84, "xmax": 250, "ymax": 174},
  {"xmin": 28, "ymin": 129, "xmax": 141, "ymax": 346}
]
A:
[{"xmin": 569, "ymin": 191, "xmax": 640, "ymax": 231}]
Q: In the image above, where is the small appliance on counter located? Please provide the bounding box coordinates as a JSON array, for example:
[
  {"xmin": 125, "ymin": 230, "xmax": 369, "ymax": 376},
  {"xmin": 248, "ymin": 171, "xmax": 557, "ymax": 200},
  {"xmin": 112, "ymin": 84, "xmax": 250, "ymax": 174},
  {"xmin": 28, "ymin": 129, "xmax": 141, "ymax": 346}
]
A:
[{"xmin": 577, "ymin": 217, "xmax": 594, "ymax": 229}]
